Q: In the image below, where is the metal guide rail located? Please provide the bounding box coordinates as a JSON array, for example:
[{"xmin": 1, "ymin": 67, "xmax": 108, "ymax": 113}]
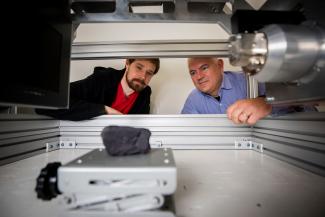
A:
[{"xmin": 71, "ymin": 39, "xmax": 230, "ymax": 59}]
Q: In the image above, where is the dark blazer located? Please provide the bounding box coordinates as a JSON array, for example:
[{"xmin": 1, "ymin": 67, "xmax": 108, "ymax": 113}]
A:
[{"xmin": 36, "ymin": 67, "xmax": 151, "ymax": 121}]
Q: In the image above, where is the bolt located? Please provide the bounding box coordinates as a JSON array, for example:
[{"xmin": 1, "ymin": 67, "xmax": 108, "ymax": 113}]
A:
[
  {"xmin": 266, "ymin": 96, "xmax": 275, "ymax": 102},
  {"xmin": 61, "ymin": 143, "xmax": 64, "ymax": 147},
  {"xmin": 64, "ymin": 197, "xmax": 72, "ymax": 204},
  {"xmin": 249, "ymin": 58, "xmax": 258, "ymax": 65},
  {"xmin": 154, "ymin": 196, "xmax": 161, "ymax": 204},
  {"xmin": 314, "ymin": 66, "xmax": 321, "ymax": 72}
]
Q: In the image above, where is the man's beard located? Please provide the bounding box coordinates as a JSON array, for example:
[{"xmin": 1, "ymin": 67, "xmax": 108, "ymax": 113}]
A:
[{"xmin": 126, "ymin": 73, "xmax": 146, "ymax": 92}]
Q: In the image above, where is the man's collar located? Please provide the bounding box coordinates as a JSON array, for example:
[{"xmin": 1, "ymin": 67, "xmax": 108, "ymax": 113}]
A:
[
  {"xmin": 220, "ymin": 72, "xmax": 232, "ymax": 90},
  {"xmin": 121, "ymin": 73, "xmax": 135, "ymax": 96}
]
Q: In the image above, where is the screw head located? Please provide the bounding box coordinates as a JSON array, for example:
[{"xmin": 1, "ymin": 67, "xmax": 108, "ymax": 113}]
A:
[{"xmin": 266, "ymin": 96, "xmax": 275, "ymax": 102}]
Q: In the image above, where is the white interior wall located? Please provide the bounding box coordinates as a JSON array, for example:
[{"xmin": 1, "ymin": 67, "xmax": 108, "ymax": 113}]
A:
[{"xmin": 70, "ymin": 23, "xmax": 241, "ymax": 114}]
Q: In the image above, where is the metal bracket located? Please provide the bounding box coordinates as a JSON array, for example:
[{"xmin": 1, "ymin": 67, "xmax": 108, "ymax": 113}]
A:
[
  {"xmin": 251, "ymin": 142, "xmax": 264, "ymax": 153},
  {"xmin": 46, "ymin": 141, "xmax": 60, "ymax": 152},
  {"xmin": 235, "ymin": 138, "xmax": 252, "ymax": 149},
  {"xmin": 59, "ymin": 140, "xmax": 77, "ymax": 149},
  {"xmin": 151, "ymin": 140, "xmax": 163, "ymax": 148},
  {"xmin": 235, "ymin": 138, "xmax": 263, "ymax": 153}
]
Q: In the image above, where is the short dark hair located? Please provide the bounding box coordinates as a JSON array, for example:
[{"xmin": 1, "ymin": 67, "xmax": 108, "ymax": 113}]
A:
[{"xmin": 128, "ymin": 58, "xmax": 160, "ymax": 74}]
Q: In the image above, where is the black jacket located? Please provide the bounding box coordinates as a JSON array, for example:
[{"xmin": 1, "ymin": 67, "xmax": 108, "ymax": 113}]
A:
[{"xmin": 35, "ymin": 67, "xmax": 151, "ymax": 121}]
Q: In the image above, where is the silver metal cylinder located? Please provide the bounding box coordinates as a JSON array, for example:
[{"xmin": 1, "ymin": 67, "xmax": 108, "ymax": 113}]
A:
[
  {"xmin": 246, "ymin": 75, "xmax": 259, "ymax": 99},
  {"xmin": 254, "ymin": 24, "xmax": 325, "ymax": 82}
]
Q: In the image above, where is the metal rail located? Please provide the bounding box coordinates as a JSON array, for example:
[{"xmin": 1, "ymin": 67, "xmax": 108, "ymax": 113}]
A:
[{"xmin": 71, "ymin": 39, "xmax": 230, "ymax": 59}]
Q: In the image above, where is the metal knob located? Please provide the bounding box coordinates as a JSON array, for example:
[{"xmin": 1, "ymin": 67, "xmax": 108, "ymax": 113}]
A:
[{"xmin": 35, "ymin": 162, "xmax": 62, "ymax": 200}]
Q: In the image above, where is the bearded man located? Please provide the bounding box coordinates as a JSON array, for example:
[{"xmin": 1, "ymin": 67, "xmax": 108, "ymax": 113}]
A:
[{"xmin": 36, "ymin": 59, "xmax": 160, "ymax": 121}]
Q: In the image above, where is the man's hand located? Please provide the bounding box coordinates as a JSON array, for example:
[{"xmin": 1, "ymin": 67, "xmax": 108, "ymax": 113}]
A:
[
  {"xmin": 105, "ymin": 106, "xmax": 123, "ymax": 115},
  {"xmin": 227, "ymin": 97, "xmax": 272, "ymax": 125}
]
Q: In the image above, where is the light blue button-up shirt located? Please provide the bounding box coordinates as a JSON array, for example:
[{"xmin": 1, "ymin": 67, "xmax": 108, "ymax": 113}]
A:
[{"xmin": 181, "ymin": 71, "xmax": 265, "ymax": 114}]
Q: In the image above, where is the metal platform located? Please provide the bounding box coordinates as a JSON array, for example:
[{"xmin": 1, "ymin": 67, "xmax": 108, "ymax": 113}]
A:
[
  {"xmin": 58, "ymin": 148, "xmax": 177, "ymax": 195},
  {"xmin": 1, "ymin": 149, "xmax": 325, "ymax": 217}
]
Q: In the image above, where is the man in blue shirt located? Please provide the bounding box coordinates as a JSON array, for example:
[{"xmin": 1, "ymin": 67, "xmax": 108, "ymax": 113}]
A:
[{"xmin": 181, "ymin": 57, "xmax": 272, "ymax": 125}]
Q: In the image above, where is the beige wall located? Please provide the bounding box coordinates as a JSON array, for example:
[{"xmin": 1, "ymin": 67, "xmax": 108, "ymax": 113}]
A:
[{"xmin": 70, "ymin": 23, "xmax": 240, "ymax": 114}]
